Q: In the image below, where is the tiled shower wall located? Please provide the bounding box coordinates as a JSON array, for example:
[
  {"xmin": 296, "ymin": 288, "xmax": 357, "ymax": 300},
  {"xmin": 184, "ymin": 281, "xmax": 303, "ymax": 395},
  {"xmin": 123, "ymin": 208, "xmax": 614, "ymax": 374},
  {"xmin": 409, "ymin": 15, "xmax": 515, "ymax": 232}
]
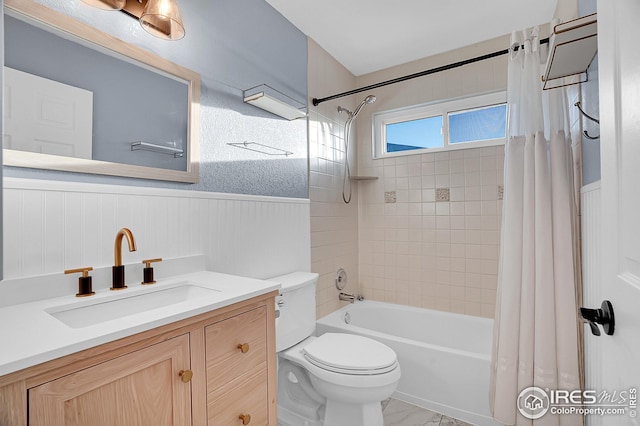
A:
[
  {"xmin": 308, "ymin": 29, "xmax": 581, "ymax": 319},
  {"xmin": 355, "ymin": 36, "xmax": 510, "ymax": 318},
  {"xmin": 307, "ymin": 40, "xmax": 360, "ymax": 318},
  {"xmin": 358, "ymin": 148, "xmax": 503, "ymax": 317}
]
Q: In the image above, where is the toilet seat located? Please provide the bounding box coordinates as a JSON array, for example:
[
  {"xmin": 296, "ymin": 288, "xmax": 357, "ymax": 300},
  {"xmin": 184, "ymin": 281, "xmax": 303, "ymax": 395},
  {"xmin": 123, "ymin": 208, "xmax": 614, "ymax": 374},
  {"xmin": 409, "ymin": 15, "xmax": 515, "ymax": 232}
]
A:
[{"xmin": 302, "ymin": 333, "xmax": 398, "ymax": 375}]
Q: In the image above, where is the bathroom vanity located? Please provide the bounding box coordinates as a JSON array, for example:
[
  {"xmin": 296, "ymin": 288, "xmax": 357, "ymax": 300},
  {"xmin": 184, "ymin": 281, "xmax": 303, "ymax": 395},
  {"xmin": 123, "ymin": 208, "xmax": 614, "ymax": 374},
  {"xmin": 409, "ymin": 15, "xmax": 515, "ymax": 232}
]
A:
[{"xmin": 0, "ymin": 271, "xmax": 279, "ymax": 425}]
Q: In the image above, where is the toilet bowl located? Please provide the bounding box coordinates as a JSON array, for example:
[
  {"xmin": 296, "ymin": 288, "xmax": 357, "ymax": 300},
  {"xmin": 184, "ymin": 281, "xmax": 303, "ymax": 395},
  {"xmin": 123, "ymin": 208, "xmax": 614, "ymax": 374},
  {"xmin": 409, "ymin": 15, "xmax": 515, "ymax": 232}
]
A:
[
  {"xmin": 283, "ymin": 333, "xmax": 401, "ymax": 426},
  {"xmin": 272, "ymin": 272, "xmax": 401, "ymax": 426}
]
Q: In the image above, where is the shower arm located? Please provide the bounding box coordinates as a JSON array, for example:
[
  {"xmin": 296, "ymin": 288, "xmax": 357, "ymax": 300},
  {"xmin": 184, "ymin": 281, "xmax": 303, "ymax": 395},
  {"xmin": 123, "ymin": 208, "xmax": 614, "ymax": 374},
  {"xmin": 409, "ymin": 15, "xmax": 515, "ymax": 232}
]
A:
[
  {"xmin": 338, "ymin": 95, "xmax": 376, "ymax": 120},
  {"xmin": 337, "ymin": 106, "xmax": 353, "ymax": 117}
]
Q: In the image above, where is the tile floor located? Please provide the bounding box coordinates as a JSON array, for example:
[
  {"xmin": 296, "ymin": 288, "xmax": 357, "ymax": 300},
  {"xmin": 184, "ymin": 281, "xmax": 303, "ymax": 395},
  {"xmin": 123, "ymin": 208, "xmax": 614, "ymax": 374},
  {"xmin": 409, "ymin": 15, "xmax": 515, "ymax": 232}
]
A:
[{"xmin": 382, "ymin": 398, "xmax": 473, "ymax": 426}]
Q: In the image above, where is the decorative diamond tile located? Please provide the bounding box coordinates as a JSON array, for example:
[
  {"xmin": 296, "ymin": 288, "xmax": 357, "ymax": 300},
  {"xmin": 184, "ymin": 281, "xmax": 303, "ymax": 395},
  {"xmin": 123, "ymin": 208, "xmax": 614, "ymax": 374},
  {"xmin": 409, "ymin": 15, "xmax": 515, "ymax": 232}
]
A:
[
  {"xmin": 384, "ymin": 191, "xmax": 397, "ymax": 203},
  {"xmin": 436, "ymin": 188, "xmax": 450, "ymax": 202},
  {"xmin": 498, "ymin": 185, "xmax": 504, "ymax": 200}
]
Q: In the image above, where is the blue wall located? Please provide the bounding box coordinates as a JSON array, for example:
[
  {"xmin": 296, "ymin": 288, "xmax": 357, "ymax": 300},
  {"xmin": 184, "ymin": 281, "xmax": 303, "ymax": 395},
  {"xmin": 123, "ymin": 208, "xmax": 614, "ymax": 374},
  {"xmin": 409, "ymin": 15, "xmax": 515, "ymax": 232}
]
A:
[
  {"xmin": 579, "ymin": 0, "xmax": 600, "ymax": 185},
  {"xmin": 4, "ymin": 0, "xmax": 309, "ymax": 198},
  {"xmin": 0, "ymin": 0, "xmax": 3, "ymax": 280}
]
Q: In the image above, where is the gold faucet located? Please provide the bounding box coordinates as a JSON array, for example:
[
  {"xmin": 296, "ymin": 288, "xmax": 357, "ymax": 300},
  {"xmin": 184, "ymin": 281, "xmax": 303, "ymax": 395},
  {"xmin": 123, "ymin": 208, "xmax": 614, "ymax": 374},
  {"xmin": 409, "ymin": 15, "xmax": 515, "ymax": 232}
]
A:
[{"xmin": 111, "ymin": 228, "xmax": 137, "ymax": 290}]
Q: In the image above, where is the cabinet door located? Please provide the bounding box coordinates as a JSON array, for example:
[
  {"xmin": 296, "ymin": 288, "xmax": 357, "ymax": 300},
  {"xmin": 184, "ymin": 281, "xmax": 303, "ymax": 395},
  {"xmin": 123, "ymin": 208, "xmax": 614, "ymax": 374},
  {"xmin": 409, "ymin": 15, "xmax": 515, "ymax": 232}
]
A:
[{"xmin": 29, "ymin": 334, "xmax": 192, "ymax": 426}]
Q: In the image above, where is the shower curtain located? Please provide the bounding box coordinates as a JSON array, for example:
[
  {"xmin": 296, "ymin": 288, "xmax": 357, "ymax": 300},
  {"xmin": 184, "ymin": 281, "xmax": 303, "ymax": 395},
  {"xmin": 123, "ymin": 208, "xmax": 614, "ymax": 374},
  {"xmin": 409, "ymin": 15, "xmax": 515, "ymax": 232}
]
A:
[{"xmin": 489, "ymin": 28, "xmax": 583, "ymax": 425}]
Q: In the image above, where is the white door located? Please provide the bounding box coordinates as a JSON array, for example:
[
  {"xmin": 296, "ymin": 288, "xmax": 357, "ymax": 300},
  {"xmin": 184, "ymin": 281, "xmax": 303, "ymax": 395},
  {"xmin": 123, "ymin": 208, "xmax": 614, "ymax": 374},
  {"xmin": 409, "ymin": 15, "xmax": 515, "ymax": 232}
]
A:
[
  {"xmin": 3, "ymin": 67, "xmax": 93, "ymax": 159},
  {"xmin": 591, "ymin": 0, "xmax": 640, "ymax": 424}
]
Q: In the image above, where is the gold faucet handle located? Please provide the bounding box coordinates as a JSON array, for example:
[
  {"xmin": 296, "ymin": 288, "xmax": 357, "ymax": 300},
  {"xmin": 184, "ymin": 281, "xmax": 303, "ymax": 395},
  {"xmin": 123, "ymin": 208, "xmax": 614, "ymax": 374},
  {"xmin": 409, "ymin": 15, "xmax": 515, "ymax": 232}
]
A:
[
  {"xmin": 64, "ymin": 267, "xmax": 93, "ymax": 278},
  {"xmin": 141, "ymin": 258, "xmax": 162, "ymax": 285},
  {"xmin": 64, "ymin": 267, "xmax": 95, "ymax": 297},
  {"xmin": 142, "ymin": 258, "xmax": 163, "ymax": 268}
]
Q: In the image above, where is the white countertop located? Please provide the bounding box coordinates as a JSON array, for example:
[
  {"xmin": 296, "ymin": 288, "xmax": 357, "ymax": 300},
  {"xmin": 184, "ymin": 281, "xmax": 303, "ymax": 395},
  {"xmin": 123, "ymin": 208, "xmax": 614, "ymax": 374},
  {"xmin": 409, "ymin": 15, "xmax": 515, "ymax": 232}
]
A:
[{"xmin": 0, "ymin": 271, "xmax": 280, "ymax": 377}]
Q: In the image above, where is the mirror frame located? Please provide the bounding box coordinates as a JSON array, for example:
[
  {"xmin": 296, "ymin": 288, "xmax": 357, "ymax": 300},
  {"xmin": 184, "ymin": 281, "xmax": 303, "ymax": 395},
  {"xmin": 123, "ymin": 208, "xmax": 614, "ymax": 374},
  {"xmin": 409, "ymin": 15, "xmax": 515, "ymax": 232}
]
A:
[{"xmin": 3, "ymin": 0, "xmax": 201, "ymax": 183}]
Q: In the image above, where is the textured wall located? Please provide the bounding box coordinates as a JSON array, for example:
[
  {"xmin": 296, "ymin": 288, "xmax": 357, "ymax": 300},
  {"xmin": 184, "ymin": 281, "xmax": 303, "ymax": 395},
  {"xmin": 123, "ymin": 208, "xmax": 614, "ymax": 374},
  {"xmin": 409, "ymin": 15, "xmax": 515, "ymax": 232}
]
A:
[
  {"xmin": 0, "ymin": 0, "xmax": 3, "ymax": 280},
  {"xmin": 4, "ymin": 0, "xmax": 308, "ymax": 198},
  {"xmin": 578, "ymin": 0, "xmax": 600, "ymax": 185}
]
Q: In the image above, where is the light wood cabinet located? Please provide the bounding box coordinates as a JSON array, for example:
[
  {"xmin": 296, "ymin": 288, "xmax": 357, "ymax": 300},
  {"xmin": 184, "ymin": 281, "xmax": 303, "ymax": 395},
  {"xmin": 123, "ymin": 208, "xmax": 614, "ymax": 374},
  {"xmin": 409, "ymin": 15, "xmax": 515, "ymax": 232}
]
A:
[
  {"xmin": 209, "ymin": 370, "xmax": 268, "ymax": 426},
  {"xmin": 0, "ymin": 292, "xmax": 278, "ymax": 426},
  {"xmin": 29, "ymin": 335, "xmax": 191, "ymax": 426},
  {"xmin": 206, "ymin": 306, "xmax": 268, "ymax": 425}
]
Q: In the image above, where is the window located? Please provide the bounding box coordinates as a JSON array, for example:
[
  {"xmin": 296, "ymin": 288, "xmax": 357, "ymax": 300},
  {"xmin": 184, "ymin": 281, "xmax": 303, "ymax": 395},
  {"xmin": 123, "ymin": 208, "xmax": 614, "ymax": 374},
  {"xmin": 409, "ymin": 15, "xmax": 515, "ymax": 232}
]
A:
[
  {"xmin": 373, "ymin": 92, "xmax": 507, "ymax": 158},
  {"xmin": 386, "ymin": 115, "xmax": 443, "ymax": 152}
]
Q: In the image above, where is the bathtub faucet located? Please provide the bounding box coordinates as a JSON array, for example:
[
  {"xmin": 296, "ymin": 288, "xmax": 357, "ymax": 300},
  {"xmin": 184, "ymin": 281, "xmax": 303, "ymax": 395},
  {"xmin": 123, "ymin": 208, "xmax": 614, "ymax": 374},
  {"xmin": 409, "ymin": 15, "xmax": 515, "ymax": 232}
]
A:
[{"xmin": 339, "ymin": 292, "xmax": 356, "ymax": 303}]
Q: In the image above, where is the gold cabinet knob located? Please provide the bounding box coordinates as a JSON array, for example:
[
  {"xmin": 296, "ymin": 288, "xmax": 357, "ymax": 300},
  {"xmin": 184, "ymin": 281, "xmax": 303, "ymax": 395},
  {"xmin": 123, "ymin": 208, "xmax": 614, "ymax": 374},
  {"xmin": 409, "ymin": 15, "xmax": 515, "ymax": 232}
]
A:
[
  {"xmin": 237, "ymin": 343, "xmax": 250, "ymax": 353},
  {"xmin": 239, "ymin": 414, "xmax": 251, "ymax": 425},
  {"xmin": 178, "ymin": 369, "xmax": 193, "ymax": 383}
]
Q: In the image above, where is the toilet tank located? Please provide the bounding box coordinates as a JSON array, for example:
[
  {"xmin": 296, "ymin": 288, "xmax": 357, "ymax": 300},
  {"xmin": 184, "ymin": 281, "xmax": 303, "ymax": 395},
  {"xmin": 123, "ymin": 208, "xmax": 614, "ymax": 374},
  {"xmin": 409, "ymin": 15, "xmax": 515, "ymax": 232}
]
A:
[{"xmin": 269, "ymin": 272, "xmax": 318, "ymax": 352}]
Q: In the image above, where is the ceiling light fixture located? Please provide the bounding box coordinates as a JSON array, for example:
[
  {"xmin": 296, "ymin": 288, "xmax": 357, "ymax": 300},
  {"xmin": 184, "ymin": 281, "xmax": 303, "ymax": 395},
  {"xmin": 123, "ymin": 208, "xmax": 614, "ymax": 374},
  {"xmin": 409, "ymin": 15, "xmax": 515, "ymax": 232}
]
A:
[
  {"xmin": 81, "ymin": 0, "xmax": 185, "ymax": 41},
  {"xmin": 139, "ymin": 0, "xmax": 185, "ymax": 41}
]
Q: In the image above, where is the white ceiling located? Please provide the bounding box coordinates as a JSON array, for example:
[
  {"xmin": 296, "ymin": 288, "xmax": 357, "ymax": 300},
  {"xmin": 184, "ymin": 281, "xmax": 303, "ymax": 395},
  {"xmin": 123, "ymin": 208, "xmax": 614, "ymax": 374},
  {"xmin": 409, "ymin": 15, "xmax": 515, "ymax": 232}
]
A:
[{"xmin": 265, "ymin": 0, "xmax": 558, "ymax": 76}]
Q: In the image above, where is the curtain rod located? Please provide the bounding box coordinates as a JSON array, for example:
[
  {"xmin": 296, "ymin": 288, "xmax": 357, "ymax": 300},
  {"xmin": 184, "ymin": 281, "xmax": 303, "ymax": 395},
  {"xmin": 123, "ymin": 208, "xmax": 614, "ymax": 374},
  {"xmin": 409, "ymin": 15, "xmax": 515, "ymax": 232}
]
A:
[{"xmin": 311, "ymin": 37, "xmax": 550, "ymax": 106}]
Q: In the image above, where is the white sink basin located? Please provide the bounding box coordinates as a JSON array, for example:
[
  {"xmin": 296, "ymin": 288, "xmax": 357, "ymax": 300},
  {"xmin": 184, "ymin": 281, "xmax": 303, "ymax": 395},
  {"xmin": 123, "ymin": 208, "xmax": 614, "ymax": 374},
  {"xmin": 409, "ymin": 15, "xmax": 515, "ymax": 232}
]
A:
[{"xmin": 47, "ymin": 282, "xmax": 220, "ymax": 328}]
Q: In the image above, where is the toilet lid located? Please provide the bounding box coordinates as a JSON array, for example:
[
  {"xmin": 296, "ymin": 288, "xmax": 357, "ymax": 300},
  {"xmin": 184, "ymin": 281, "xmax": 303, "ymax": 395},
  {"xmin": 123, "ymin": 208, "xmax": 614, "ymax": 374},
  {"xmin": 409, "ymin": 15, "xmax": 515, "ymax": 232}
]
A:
[{"xmin": 302, "ymin": 333, "xmax": 398, "ymax": 375}]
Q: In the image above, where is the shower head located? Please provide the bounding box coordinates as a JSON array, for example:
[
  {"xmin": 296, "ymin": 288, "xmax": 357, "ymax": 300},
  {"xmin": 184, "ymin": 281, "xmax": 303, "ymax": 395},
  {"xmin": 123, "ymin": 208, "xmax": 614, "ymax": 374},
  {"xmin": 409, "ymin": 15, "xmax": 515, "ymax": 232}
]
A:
[
  {"xmin": 338, "ymin": 94, "xmax": 376, "ymax": 119},
  {"xmin": 351, "ymin": 94, "xmax": 376, "ymax": 118},
  {"xmin": 338, "ymin": 94, "xmax": 376, "ymax": 205}
]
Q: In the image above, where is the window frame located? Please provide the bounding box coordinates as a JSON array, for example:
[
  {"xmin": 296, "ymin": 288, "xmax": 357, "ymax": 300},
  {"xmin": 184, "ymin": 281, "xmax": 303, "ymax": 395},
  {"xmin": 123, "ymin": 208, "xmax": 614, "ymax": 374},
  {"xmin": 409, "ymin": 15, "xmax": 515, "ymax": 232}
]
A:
[{"xmin": 372, "ymin": 91, "xmax": 507, "ymax": 159}]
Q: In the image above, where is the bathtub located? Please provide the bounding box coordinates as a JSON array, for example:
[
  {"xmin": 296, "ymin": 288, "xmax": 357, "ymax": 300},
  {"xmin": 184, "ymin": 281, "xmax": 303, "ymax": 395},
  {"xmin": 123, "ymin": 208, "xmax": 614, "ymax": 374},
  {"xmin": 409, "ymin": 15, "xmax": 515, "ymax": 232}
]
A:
[{"xmin": 315, "ymin": 301, "xmax": 500, "ymax": 426}]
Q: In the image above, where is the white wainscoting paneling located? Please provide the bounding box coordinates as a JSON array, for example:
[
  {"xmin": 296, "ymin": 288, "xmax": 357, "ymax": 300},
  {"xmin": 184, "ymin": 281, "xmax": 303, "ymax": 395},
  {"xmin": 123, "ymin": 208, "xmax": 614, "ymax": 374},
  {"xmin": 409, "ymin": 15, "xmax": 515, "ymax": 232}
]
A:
[
  {"xmin": 581, "ymin": 181, "xmax": 601, "ymax": 426},
  {"xmin": 3, "ymin": 178, "xmax": 310, "ymax": 281}
]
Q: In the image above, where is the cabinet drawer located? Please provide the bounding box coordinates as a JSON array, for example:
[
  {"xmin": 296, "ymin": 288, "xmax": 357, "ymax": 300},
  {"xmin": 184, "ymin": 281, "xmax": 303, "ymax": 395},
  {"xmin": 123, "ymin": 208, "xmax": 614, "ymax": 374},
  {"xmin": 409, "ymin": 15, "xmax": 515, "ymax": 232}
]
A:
[
  {"xmin": 205, "ymin": 306, "xmax": 267, "ymax": 389},
  {"xmin": 208, "ymin": 369, "xmax": 268, "ymax": 426}
]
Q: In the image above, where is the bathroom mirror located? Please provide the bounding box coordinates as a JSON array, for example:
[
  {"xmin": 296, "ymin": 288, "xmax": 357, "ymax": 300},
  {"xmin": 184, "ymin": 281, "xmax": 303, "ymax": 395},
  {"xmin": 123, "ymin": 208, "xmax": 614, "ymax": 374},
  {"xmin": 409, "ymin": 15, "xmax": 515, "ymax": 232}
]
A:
[{"xmin": 3, "ymin": 0, "xmax": 201, "ymax": 183}]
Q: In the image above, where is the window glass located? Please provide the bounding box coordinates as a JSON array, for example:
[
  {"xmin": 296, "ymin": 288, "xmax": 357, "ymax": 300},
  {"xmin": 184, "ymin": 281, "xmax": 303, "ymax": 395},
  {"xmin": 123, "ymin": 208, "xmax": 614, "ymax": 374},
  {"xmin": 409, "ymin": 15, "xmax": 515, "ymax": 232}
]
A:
[
  {"xmin": 449, "ymin": 104, "xmax": 507, "ymax": 144},
  {"xmin": 373, "ymin": 92, "xmax": 507, "ymax": 158},
  {"xmin": 386, "ymin": 115, "xmax": 443, "ymax": 152}
]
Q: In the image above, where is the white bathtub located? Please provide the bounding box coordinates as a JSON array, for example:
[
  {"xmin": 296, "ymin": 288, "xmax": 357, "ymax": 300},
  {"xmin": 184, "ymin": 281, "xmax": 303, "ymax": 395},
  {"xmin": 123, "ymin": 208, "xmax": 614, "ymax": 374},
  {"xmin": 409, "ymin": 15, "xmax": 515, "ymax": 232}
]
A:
[{"xmin": 315, "ymin": 301, "xmax": 500, "ymax": 426}]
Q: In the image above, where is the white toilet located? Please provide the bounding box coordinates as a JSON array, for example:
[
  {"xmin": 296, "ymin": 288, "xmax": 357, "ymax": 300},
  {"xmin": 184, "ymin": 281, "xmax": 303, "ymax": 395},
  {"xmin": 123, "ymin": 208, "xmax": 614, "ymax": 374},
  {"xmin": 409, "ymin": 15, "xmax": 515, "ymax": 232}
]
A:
[{"xmin": 272, "ymin": 272, "xmax": 401, "ymax": 426}]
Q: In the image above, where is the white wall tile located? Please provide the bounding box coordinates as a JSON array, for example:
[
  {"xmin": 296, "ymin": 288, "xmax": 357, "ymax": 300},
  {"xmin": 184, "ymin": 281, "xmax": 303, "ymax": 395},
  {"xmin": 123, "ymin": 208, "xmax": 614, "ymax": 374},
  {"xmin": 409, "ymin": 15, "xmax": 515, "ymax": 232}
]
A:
[
  {"xmin": 312, "ymin": 36, "xmax": 510, "ymax": 318},
  {"xmin": 308, "ymin": 40, "xmax": 359, "ymax": 318}
]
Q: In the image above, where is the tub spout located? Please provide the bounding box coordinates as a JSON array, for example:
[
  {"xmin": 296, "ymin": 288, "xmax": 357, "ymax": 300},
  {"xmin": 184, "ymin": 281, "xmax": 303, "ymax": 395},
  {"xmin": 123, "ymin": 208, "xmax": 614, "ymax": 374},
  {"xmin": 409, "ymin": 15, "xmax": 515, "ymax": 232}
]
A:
[{"xmin": 339, "ymin": 292, "xmax": 356, "ymax": 303}]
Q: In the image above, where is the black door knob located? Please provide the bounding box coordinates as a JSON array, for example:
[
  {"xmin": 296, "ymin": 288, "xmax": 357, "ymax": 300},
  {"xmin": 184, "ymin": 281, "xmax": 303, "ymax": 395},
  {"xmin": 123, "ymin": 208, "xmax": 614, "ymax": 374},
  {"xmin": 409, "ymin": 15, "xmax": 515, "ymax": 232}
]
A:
[{"xmin": 580, "ymin": 300, "xmax": 615, "ymax": 336}]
